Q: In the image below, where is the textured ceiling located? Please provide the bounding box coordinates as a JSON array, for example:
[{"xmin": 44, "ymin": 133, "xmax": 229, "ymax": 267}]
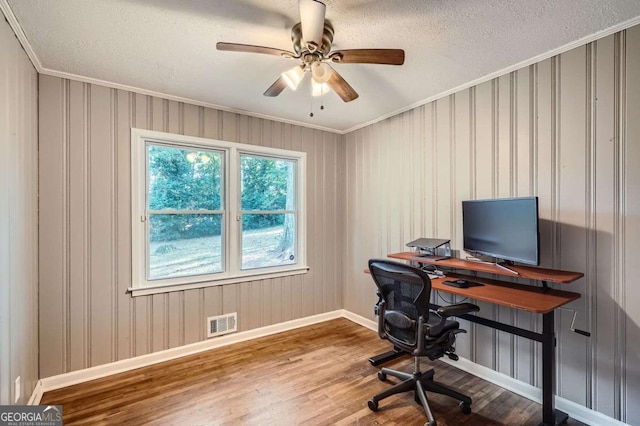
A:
[{"xmin": 6, "ymin": 0, "xmax": 640, "ymax": 132}]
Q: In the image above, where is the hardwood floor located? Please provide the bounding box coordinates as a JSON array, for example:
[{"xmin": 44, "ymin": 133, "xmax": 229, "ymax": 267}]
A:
[{"xmin": 41, "ymin": 318, "xmax": 586, "ymax": 425}]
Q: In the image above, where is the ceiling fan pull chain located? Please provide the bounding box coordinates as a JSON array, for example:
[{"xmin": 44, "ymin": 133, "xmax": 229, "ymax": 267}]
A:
[{"xmin": 309, "ymin": 90, "xmax": 314, "ymax": 117}]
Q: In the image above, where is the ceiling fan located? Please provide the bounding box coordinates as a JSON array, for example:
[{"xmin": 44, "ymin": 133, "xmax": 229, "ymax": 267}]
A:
[{"xmin": 216, "ymin": 0, "xmax": 405, "ymax": 103}]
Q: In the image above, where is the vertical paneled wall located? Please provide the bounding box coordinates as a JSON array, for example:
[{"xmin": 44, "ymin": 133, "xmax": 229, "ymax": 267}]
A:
[
  {"xmin": 0, "ymin": 17, "xmax": 38, "ymax": 403},
  {"xmin": 344, "ymin": 26, "xmax": 640, "ymax": 423},
  {"xmin": 38, "ymin": 76, "xmax": 345, "ymax": 378}
]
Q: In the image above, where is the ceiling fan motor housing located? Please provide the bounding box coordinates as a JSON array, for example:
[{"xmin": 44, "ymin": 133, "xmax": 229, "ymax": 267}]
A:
[{"xmin": 291, "ymin": 21, "xmax": 334, "ymax": 56}]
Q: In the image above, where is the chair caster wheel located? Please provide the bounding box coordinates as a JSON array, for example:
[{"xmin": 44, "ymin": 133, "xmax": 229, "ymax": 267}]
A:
[
  {"xmin": 368, "ymin": 399, "xmax": 379, "ymax": 411},
  {"xmin": 377, "ymin": 371, "xmax": 387, "ymax": 381},
  {"xmin": 460, "ymin": 402, "xmax": 472, "ymax": 415}
]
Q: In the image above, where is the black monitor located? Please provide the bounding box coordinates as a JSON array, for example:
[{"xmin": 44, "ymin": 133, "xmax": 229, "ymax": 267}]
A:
[{"xmin": 462, "ymin": 197, "xmax": 540, "ymax": 266}]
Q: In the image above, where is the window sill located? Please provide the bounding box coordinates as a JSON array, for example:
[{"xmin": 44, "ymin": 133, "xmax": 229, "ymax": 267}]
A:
[{"xmin": 128, "ymin": 266, "xmax": 310, "ymax": 297}]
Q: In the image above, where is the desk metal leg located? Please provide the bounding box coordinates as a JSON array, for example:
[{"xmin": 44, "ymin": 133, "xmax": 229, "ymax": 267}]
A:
[
  {"xmin": 540, "ymin": 311, "xmax": 569, "ymax": 426},
  {"xmin": 541, "ymin": 311, "xmax": 555, "ymax": 425}
]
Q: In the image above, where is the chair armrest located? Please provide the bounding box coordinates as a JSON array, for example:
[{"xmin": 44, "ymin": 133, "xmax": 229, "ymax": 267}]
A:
[{"xmin": 437, "ymin": 303, "xmax": 479, "ymax": 318}]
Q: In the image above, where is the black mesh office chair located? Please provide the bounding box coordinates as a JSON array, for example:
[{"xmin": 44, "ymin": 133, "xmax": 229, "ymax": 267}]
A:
[{"xmin": 367, "ymin": 259, "xmax": 480, "ymax": 426}]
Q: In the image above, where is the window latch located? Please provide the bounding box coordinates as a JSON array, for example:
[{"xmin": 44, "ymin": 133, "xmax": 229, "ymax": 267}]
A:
[{"xmin": 141, "ymin": 215, "xmax": 147, "ymax": 222}]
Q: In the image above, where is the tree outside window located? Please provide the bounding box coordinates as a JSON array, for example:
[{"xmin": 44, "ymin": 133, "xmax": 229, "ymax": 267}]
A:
[
  {"xmin": 147, "ymin": 144, "xmax": 223, "ymax": 280},
  {"xmin": 240, "ymin": 154, "xmax": 296, "ymax": 270},
  {"xmin": 131, "ymin": 129, "xmax": 306, "ymax": 294}
]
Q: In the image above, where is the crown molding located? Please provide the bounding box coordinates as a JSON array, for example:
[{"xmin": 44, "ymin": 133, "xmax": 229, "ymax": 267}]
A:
[
  {"xmin": 0, "ymin": 0, "xmax": 343, "ymax": 135},
  {"xmin": 37, "ymin": 66, "xmax": 343, "ymax": 134},
  {"xmin": 341, "ymin": 14, "xmax": 640, "ymax": 134},
  {"xmin": 0, "ymin": 0, "xmax": 42, "ymax": 71},
  {"xmin": 3, "ymin": 0, "xmax": 640, "ymax": 136}
]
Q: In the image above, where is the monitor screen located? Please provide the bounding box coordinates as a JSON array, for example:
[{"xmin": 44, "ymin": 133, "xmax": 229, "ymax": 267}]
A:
[{"xmin": 462, "ymin": 197, "xmax": 540, "ymax": 266}]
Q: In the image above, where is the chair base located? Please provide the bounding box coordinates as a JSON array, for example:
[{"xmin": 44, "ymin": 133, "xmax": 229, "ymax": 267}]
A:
[{"xmin": 368, "ymin": 367, "xmax": 472, "ymax": 426}]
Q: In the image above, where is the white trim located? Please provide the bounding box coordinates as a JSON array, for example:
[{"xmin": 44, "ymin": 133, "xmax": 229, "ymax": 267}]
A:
[
  {"xmin": 129, "ymin": 266, "xmax": 310, "ymax": 297},
  {"xmin": 342, "ymin": 14, "xmax": 640, "ymax": 134},
  {"xmin": 34, "ymin": 309, "xmax": 627, "ymax": 425},
  {"xmin": 39, "ymin": 68, "xmax": 342, "ymax": 134},
  {"xmin": 134, "ymin": 128, "xmax": 308, "ymax": 158},
  {"xmin": 335, "ymin": 312, "xmax": 629, "ymax": 426},
  {"xmin": 438, "ymin": 356, "xmax": 629, "ymax": 426},
  {"xmin": 27, "ymin": 380, "xmax": 44, "ymax": 405},
  {"xmin": 39, "ymin": 310, "xmax": 342, "ymax": 392},
  {"xmin": 0, "ymin": 0, "xmax": 339, "ymax": 134},
  {"xmin": 555, "ymin": 397, "xmax": 629, "ymax": 426},
  {"xmin": 130, "ymin": 128, "xmax": 307, "ymax": 293},
  {"xmin": 5, "ymin": 0, "xmax": 640, "ymax": 135},
  {"xmin": 0, "ymin": 0, "xmax": 42, "ymax": 71},
  {"xmin": 440, "ymin": 356, "xmax": 541, "ymax": 403},
  {"xmin": 342, "ymin": 310, "xmax": 377, "ymax": 331}
]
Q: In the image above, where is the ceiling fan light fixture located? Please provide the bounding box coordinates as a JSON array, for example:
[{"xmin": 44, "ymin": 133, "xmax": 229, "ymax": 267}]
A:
[
  {"xmin": 312, "ymin": 79, "xmax": 330, "ymax": 97},
  {"xmin": 311, "ymin": 62, "xmax": 331, "ymax": 84},
  {"xmin": 282, "ymin": 65, "xmax": 305, "ymax": 90}
]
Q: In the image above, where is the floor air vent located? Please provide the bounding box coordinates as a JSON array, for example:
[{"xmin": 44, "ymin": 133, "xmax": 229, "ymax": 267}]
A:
[{"xmin": 207, "ymin": 312, "xmax": 237, "ymax": 338}]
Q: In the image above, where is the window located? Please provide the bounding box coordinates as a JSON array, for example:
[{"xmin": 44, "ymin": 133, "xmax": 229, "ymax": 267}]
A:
[
  {"xmin": 131, "ymin": 129, "xmax": 307, "ymax": 296},
  {"xmin": 240, "ymin": 154, "xmax": 297, "ymax": 270},
  {"xmin": 147, "ymin": 144, "xmax": 224, "ymax": 280}
]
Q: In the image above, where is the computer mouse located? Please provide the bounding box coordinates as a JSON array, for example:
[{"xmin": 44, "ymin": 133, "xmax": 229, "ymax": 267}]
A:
[{"xmin": 455, "ymin": 280, "xmax": 468, "ymax": 285}]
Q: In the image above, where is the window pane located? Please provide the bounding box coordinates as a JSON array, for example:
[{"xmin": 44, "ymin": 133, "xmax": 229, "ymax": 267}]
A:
[
  {"xmin": 241, "ymin": 214, "xmax": 296, "ymax": 270},
  {"xmin": 241, "ymin": 155, "xmax": 295, "ymax": 211},
  {"xmin": 148, "ymin": 214, "xmax": 223, "ymax": 280},
  {"xmin": 148, "ymin": 144, "xmax": 222, "ymax": 210}
]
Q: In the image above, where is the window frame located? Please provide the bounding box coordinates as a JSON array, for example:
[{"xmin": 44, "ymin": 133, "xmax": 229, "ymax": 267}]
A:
[
  {"xmin": 237, "ymin": 151, "xmax": 298, "ymax": 271},
  {"xmin": 130, "ymin": 128, "xmax": 308, "ymax": 297},
  {"xmin": 145, "ymin": 141, "xmax": 226, "ymax": 283}
]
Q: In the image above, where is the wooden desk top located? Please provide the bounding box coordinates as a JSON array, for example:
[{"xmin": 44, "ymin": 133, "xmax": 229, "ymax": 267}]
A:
[
  {"xmin": 364, "ymin": 268, "xmax": 580, "ymax": 314},
  {"xmin": 430, "ymin": 273, "xmax": 580, "ymax": 314},
  {"xmin": 387, "ymin": 252, "xmax": 584, "ymax": 284}
]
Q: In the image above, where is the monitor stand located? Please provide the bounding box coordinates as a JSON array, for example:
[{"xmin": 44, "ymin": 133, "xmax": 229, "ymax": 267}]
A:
[
  {"xmin": 464, "ymin": 255, "xmax": 519, "ymax": 275},
  {"xmin": 495, "ymin": 262, "xmax": 519, "ymax": 275}
]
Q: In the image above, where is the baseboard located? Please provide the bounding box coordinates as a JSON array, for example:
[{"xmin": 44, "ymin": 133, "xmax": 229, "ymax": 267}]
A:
[
  {"xmin": 439, "ymin": 356, "xmax": 542, "ymax": 404},
  {"xmin": 556, "ymin": 397, "xmax": 629, "ymax": 426},
  {"xmin": 27, "ymin": 380, "xmax": 43, "ymax": 405},
  {"xmin": 340, "ymin": 310, "xmax": 626, "ymax": 426},
  {"xmin": 35, "ymin": 309, "xmax": 626, "ymax": 425},
  {"xmin": 441, "ymin": 356, "xmax": 628, "ymax": 426},
  {"xmin": 341, "ymin": 310, "xmax": 377, "ymax": 331},
  {"xmin": 39, "ymin": 310, "xmax": 343, "ymax": 393}
]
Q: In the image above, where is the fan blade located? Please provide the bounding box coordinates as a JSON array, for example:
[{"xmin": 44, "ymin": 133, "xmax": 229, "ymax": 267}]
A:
[
  {"xmin": 299, "ymin": 0, "xmax": 326, "ymax": 46},
  {"xmin": 264, "ymin": 77, "xmax": 288, "ymax": 97},
  {"xmin": 326, "ymin": 66, "xmax": 359, "ymax": 102},
  {"xmin": 216, "ymin": 42, "xmax": 295, "ymax": 58},
  {"xmin": 333, "ymin": 49, "xmax": 405, "ymax": 65}
]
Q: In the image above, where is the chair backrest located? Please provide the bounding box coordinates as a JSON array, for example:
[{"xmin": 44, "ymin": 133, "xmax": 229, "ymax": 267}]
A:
[{"xmin": 368, "ymin": 259, "xmax": 432, "ymax": 350}]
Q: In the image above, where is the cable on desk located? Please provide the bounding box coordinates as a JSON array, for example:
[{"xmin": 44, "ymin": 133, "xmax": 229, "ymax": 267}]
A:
[
  {"xmin": 421, "ymin": 265, "xmax": 446, "ymax": 278},
  {"xmin": 437, "ymin": 291, "xmax": 468, "ymax": 305}
]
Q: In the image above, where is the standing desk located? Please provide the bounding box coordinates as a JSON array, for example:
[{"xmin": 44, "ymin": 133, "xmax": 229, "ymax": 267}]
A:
[{"xmin": 368, "ymin": 252, "xmax": 583, "ymax": 426}]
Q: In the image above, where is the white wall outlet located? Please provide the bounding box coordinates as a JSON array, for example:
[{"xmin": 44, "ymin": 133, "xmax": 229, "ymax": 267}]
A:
[{"xmin": 14, "ymin": 376, "xmax": 21, "ymax": 404}]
